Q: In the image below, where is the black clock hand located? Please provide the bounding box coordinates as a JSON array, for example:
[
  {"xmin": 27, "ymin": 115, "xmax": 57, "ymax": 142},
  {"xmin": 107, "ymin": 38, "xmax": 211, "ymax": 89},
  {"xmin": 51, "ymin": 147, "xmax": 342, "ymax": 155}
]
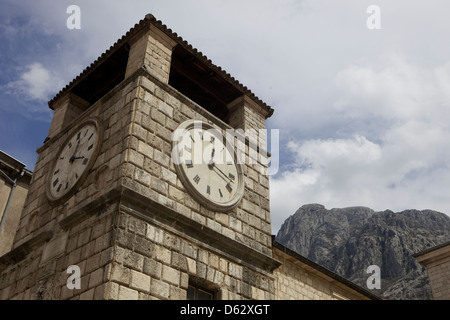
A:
[
  {"xmin": 208, "ymin": 147, "xmax": 215, "ymax": 165},
  {"xmin": 207, "ymin": 162, "xmax": 228, "ymax": 183},
  {"xmin": 70, "ymin": 139, "xmax": 81, "ymax": 163},
  {"xmin": 210, "ymin": 162, "xmax": 233, "ymax": 183},
  {"xmin": 210, "ymin": 167, "xmax": 229, "ymax": 183}
]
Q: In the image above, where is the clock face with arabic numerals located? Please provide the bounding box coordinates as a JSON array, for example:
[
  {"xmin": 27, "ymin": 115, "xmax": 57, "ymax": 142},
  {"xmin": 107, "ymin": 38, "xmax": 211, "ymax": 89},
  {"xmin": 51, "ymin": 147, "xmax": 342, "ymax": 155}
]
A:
[
  {"xmin": 172, "ymin": 120, "xmax": 244, "ymax": 212},
  {"xmin": 46, "ymin": 118, "xmax": 102, "ymax": 203}
]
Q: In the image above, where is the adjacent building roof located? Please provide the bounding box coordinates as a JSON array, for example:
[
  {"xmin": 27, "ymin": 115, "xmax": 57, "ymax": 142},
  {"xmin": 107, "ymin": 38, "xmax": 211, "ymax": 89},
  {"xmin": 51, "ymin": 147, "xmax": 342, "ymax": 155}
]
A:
[
  {"xmin": 0, "ymin": 150, "xmax": 32, "ymax": 182},
  {"xmin": 272, "ymin": 238, "xmax": 382, "ymax": 300},
  {"xmin": 413, "ymin": 240, "xmax": 450, "ymax": 259}
]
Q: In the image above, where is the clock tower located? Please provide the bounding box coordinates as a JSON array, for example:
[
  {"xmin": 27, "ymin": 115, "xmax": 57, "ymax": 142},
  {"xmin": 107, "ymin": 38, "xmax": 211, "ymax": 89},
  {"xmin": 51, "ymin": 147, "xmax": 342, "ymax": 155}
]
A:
[{"xmin": 0, "ymin": 14, "xmax": 278, "ymax": 300}]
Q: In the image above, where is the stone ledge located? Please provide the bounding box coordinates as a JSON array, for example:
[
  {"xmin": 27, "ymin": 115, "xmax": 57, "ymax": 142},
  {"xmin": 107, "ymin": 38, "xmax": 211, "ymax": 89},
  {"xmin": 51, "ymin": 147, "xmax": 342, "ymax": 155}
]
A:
[
  {"xmin": 119, "ymin": 186, "xmax": 281, "ymax": 275},
  {"xmin": 58, "ymin": 188, "xmax": 122, "ymax": 230},
  {"xmin": 51, "ymin": 183, "xmax": 280, "ymax": 275},
  {"xmin": 0, "ymin": 230, "xmax": 53, "ymax": 266}
]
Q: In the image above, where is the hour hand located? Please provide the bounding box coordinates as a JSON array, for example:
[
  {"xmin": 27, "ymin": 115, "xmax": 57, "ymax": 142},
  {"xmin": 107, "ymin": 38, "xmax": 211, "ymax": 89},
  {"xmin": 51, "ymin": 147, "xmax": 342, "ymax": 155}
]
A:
[
  {"xmin": 208, "ymin": 148, "xmax": 215, "ymax": 165},
  {"xmin": 69, "ymin": 155, "xmax": 85, "ymax": 163}
]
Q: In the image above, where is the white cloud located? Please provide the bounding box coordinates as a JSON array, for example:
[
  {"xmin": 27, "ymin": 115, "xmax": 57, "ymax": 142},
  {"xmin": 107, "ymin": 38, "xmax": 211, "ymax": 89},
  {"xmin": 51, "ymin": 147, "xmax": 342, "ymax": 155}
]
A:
[
  {"xmin": 271, "ymin": 126, "xmax": 450, "ymax": 233},
  {"xmin": 270, "ymin": 135, "xmax": 383, "ymax": 232},
  {"xmin": 7, "ymin": 62, "xmax": 63, "ymax": 102},
  {"xmin": 335, "ymin": 54, "xmax": 450, "ymax": 126},
  {"xmin": 270, "ymin": 55, "xmax": 450, "ymax": 233}
]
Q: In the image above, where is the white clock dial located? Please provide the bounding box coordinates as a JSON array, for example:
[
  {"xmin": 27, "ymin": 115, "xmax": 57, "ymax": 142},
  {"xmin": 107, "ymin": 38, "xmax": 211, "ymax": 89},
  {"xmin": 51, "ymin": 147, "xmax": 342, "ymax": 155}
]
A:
[
  {"xmin": 47, "ymin": 119, "xmax": 102, "ymax": 203},
  {"xmin": 172, "ymin": 120, "xmax": 244, "ymax": 212}
]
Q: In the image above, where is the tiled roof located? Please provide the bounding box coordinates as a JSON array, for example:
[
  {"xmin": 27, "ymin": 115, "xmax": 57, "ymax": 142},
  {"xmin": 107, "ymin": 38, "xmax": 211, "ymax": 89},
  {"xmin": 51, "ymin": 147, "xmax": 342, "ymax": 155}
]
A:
[{"xmin": 48, "ymin": 14, "xmax": 274, "ymax": 117}]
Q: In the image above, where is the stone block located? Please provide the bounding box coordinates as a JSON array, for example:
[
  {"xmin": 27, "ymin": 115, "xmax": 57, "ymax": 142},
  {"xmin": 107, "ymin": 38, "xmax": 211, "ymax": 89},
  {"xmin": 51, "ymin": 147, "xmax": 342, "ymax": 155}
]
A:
[
  {"xmin": 127, "ymin": 149, "xmax": 144, "ymax": 167},
  {"xmin": 110, "ymin": 263, "xmax": 131, "ymax": 286},
  {"xmin": 154, "ymin": 245, "xmax": 171, "ymax": 265},
  {"xmin": 170, "ymin": 286, "xmax": 186, "ymax": 299},
  {"xmin": 119, "ymin": 285, "xmax": 139, "ymax": 300},
  {"xmin": 151, "ymin": 176, "xmax": 168, "ymax": 195},
  {"xmin": 122, "ymin": 249, "xmax": 144, "ymax": 271},
  {"xmin": 130, "ymin": 270, "xmax": 151, "ymax": 292},
  {"xmin": 127, "ymin": 216, "xmax": 147, "ymax": 237},
  {"xmin": 153, "ymin": 149, "xmax": 170, "ymax": 167},
  {"xmin": 88, "ymin": 268, "xmax": 104, "ymax": 288},
  {"xmin": 134, "ymin": 236, "xmax": 154, "ymax": 257},
  {"xmin": 40, "ymin": 232, "xmax": 68, "ymax": 264},
  {"xmin": 150, "ymin": 278, "xmax": 169, "ymax": 299},
  {"xmin": 162, "ymin": 265, "xmax": 180, "ymax": 286},
  {"xmin": 143, "ymin": 257, "xmax": 162, "ymax": 278}
]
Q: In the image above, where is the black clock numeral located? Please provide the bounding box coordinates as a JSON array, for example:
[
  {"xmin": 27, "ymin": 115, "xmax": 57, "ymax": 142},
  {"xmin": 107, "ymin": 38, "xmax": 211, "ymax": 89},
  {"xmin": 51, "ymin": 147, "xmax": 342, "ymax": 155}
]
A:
[
  {"xmin": 207, "ymin": 185, "xmax": 211, "ymax": 195},
  {"xmin": 75, "ymin": 173, "xmax": 79, "ymax": 180},
  {"xmin": 193, "ymin": 175, "xmax": 200, "ymax": 184},
  {"xmin": 87, "ymin": 144, "xmax": 94, "ymax": 151},
  {"xmin": 82, "ymin": 158, "xmax": 89, "ymax": 165},
  {"xmin": 84, "ymin": 129, "xmax": 89, "ymax": 137},
  {"xmin": 190, "ymin": 134, "xmax": 195, "ymax": 143},
  {"xmin": 65, "ymin": 181, "xmax": 69, "ymax": 190},
  {"xmin": 229, "ymin": 173, "xmax": 235, "ymax": 180},
  {"xmin": 198, "ymin": 131, "xmax": 203, "ymax": 140},
  {"xmin": 186, "ymin": 160, "xmax": 193, "ymax": 168},
  {"xmin": 68, "ymin": 142, "xmax": 72, "ymax": 149},
  {"xmin": 57, "ymin": 184, "xmax": 62, "ymax": 192},
  {"xmin": 219, "ymin": 188, "xmax": 223, "ymax": 198},
  {"xmin": 54, "ymin": 169, "xmax": 60, "ymax": 175},
  {"xmin": 226, "ymin": 183, "xmax": 233, "ymax": 193},
  {"xmin": 88, "ymin": 132, "xmax": 94, "ymax": 141},
  {"xmin": 184, "ymin": 145, "xmax": 192, "ymax": 153},
  {"xmin": 77, "ymin": 132, "xmax": 81, "ymax": 140},
  {"xmin": 53, "ymin": 178, "xmax": 59, "ymax": 188}
]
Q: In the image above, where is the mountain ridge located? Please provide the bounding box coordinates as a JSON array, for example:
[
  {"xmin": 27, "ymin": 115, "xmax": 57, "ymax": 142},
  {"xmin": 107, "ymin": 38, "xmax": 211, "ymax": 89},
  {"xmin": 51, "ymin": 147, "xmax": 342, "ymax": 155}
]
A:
[{"xmin": 275, "ymin": 204, "xmax": 450, "ymax": 299}]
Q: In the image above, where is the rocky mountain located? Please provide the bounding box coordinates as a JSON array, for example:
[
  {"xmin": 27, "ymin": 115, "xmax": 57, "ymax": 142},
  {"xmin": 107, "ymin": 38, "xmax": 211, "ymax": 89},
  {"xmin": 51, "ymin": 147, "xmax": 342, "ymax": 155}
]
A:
[{"xmin": 275, "ymin": 204, "xmax": 450, "ymax": 300}]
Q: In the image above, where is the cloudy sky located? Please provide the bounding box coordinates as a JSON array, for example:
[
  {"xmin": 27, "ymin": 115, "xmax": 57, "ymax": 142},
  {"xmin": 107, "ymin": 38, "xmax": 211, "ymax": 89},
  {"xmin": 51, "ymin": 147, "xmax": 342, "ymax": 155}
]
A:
[{"xmin": 1, "ymin": 0, "xmax": 449, "ymax": 233}]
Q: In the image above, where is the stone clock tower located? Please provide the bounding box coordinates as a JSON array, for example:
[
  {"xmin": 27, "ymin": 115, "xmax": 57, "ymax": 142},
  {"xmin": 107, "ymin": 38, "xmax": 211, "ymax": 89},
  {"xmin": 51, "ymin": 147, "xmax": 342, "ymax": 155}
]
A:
[{"xmin": 0, "ymin": 14, "xmax": 278, "ymax": 300}]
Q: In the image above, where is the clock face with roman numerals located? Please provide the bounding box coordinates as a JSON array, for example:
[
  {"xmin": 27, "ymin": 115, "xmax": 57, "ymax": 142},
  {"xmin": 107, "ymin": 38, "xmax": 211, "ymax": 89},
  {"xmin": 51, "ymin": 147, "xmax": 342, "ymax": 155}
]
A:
[
  {"xmin": 46, "ymin": 119, "xmax": 102, "ymax": 203},
  {"xmin": 172, "ymin": 120, "xmax": 244, "ymax": 212}
]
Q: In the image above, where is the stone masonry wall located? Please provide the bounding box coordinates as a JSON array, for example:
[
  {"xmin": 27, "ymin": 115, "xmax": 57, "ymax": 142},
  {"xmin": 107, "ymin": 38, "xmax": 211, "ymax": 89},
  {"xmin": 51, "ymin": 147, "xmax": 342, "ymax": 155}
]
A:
[
  {"xmin": 421, "ymin": 246, "xmax": 450, "ymax": 300},
  {"xmin": 0, "ymin": 68, "xmax": 140, "ymax": 300},
  {"xmin": 427, "ymin": 258, "xmax": 450, "ymax": 299},
  {"xmin": 107, "ymin": 211, "xmax": 275, "ymax": 300},
  {"xmin": 122, "ymin": 72, "xmax": 273, "ymax": 257},
  {"xmin": 273, "ymin": 248, "xmax": 371, "ymax": 300},
  {"xmin": 0, "ymin": 66, "xmax": 276, "ymax": 299}
]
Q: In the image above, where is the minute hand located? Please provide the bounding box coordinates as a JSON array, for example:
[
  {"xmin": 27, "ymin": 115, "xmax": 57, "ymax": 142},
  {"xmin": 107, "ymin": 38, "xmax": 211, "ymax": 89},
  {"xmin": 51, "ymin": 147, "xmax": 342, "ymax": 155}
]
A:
[{"xmin": 211, "ymin": 163, "xmax": 233, "ymax": 183}]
